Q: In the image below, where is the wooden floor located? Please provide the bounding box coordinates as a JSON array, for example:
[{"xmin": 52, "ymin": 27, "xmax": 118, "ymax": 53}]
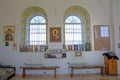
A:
[{"xmin": 11, "ymin": 74, "xmax": 120, "ymax": 80}]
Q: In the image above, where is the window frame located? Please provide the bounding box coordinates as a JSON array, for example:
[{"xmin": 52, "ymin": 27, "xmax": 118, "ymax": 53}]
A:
[
  {"xmin": 64, "ymin": 14, "xmax": 85, "ymax": 46},
  {"xmin": 26, "ymin": 14, "xmax": 47, "ymax": 45}
]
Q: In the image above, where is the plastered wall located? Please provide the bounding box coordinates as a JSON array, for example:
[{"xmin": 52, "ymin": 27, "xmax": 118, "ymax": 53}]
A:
[{"xmin": 0, "ymin": 0, "xmax": 119, "ymax": 74}]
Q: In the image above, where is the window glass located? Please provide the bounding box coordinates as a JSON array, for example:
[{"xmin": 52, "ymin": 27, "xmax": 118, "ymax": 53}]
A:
[
  {"xmin": 65, "ymin": 16, "xmax": 81, "ymax": 23},
  {"xmin": 26, "ymin": 15, "xmax": 46, "ymax": 45},
  {"xmin": 101, "ymin": 26, "xmax": 109, "ymax": 37},
  {"xmin": 65, "ymin": 15, "xmax": 84, "ymax": 45},
  {"xmin": 30, "ymin": 16, "xmax": 46, "ymax": 23}
]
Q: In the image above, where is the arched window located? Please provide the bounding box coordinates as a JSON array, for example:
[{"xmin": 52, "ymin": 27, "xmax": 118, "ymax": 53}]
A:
[
  {"xmin": 20, "ymin": 6, "xmax": 47, "ymax": 45},
  {"xmin": 26, "ymin": 15, "xmax": 46, "ymax": 45},
  {"xmin": 65, "ymin": 15, "xmax": 84, "ymax": 45},
  {"xmin": 64, "ymin": 6, "xmax": 91, "ymax": 51}
]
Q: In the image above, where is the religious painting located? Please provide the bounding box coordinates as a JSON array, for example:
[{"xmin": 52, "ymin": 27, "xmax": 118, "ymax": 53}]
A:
[
  {"xmin": 19, "ymin": 45, "xmax": 27, "ymax": 52},
  {"xmin": 12, "ymin": 42, "xmax": 18, "ymax": 50},
  {"xmin": 50, "ymin": 27, "xmax": 61, "ymax": 42},
  {"xmin": 75, "ymin": 51, "xmax": 82, "ymax": 57},
  {"xmin": 4, "ymin": 26, "xmax": 15, "ymax": 42},
  {"xmin": 67, "ymin": 45, "xmax": 73, "ymax": 51}
]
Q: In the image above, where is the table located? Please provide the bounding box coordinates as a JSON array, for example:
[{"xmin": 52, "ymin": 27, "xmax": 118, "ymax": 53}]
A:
[
  {"xmin": 20, "ymin": 66, "xmax": 59, "ymax": 78},
  {"xmin": 69, "ymin": 65, "xmax": 106, "ymax": 77}
]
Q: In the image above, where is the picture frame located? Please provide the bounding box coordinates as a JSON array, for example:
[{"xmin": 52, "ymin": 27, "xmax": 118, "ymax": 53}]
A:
[
  {"xmin": 75, "ymin": 51, "xmax": 82, "ymax": 57},
  {"xmin": 5, "ymin": 42, "xmax": 9, "ymax": 46},
  {"xmin": 74, "ymin": 45, "xmax": 78, "ymax": 50},
  {"xmin": 68, "ymin": 45, "xmax": 73, "ymax": 51},
  {"xmin": 118, "ymin": 43, "xmax": 120, "ymax": 48},
  {"xmin": 85, "ymin": 43, "xmax": 91, "ymax": 51},
  {"xmin": 119, "ymin": 26, "xmax": 120, "ymax": 41},
  {"xmin": 19, "ymin": 45, "xmax": 27, "ymax": 52},
  {"xmin": 4, "ymin": 26, "xmax": 15, "ymax": 42},
  {"xmin": 12, "ymin": 42, "xmax": 18, "ymax": 50},
  {"xmin": 50, "ymin": 27, "xmax": 61, "ymax": 42}
]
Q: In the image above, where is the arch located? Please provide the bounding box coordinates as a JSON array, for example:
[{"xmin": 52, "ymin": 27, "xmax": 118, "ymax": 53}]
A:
[
  {"xmin": 64, "ymin": 6, "xmax": 91, "ymax": 50},
  {"xmin": 20, "ymin": 6, "xmax": 47, "ymax": 45}
]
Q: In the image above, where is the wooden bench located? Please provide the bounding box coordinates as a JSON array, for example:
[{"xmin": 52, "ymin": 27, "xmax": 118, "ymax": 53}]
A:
[
  {"xmin": 20, "ymin": 65, "xmax": 59, "ymax": 78},
  {"xmin": 69, "ymin": 65, "xmax": 106, "ymax": 77}
]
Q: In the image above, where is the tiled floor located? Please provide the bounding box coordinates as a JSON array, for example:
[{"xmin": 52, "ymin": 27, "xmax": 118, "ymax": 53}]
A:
[{"xmin": 11, "ymin": 74, "xmax": 120, "ymax": 80}]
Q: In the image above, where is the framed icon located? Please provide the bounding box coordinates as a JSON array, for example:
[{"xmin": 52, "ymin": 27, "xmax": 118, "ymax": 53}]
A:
[
  {"xmin": 50, "ymin": 27, "xmax": 61, "ymax": 42},
  {"xmin": 4, "ymin": 26, "xmax": 15, "ymax": 42}
]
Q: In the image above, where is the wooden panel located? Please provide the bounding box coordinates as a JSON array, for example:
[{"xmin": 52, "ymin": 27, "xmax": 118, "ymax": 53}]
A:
[
  {"xmin": 108, "ymin": 59, "xmax": 118, "ymax": 75},
  {"xmin": 103, "ymin": 56, "xmax": 118, "ymax": 75},
  {"xmin": 94, "ymin": 25, "xmax": 110, "ymax": 50}
]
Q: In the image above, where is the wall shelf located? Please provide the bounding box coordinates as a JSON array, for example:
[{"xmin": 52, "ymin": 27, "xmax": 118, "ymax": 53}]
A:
[{"xmin": 44, "ymin": 53, "xmax": 66, "ymax": 58}]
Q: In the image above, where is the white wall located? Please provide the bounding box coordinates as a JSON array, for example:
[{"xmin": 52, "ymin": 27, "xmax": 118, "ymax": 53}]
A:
[
  {"xmin": 113, "ymin": 0, "xmax": 120, "ymax": 74},
  {"xmin": 0, "ymin": 0, "xmax": 118, "ymax": 75}
]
